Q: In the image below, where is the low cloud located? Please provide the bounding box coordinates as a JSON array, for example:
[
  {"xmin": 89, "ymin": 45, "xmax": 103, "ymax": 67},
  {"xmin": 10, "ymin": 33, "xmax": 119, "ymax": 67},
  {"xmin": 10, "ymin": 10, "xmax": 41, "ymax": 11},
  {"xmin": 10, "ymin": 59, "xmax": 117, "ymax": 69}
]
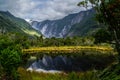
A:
[{"xmin": 0, "ymin": 0, "xmax": 85, "ymax": 21}]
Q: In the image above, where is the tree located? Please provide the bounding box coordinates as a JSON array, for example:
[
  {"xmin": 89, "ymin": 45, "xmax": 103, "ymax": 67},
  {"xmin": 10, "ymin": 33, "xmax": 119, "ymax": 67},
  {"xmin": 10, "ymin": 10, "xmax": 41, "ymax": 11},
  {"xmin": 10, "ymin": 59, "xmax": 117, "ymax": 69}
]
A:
[
  {"xmin": 94, "ymin": 29, "xmax": 112, "ymax": 43},
  {"xmin": 0, "ymin": 47, "xmax": 22, "ymax": 80},
  {"xmin": 0, "ymin": 33, "xmax": 22, "ymax": 80},
  {"xmin": 78, "ymin": 0, "xmax": 120, "ymax": 62}
]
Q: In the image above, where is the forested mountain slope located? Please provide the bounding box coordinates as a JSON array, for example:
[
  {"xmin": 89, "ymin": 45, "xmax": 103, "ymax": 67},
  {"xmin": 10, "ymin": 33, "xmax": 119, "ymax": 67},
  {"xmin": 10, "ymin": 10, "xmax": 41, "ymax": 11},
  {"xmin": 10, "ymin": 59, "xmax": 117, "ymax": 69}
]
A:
[
  {"xmin": 0, "ymin": 11, "xmax": 41, "ymax": 36},
  {"xmin": 31, "ymin": 9, "xmax": 102, "ymax": 38}
]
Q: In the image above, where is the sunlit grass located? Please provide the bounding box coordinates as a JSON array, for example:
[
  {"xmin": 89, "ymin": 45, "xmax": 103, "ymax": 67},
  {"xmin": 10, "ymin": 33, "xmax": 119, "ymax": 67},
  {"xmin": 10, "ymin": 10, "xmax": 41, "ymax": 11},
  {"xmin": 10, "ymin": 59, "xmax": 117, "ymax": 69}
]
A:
[
  {"xmin": 22, "ymin": 46, "xmax": 114, "ymax": 54},
  {"xmin": 21, "ymin": 28, "xmax": 41, "ymax": 36}
]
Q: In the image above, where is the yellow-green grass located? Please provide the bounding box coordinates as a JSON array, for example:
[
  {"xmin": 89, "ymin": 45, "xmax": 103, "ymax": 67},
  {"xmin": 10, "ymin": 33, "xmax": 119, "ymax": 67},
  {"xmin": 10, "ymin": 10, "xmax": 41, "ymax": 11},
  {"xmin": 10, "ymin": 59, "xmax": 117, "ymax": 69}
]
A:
[
  {"xmin": 18, "ymin": 67, "xmax": 99, "ymax": 80},
  {"xmin": 22, "ymin": 46, "xmax": 114, "ymax": 54},
  {"xmin": 21, "ymin": 28, "xmax": 41, "ymax": 37}
]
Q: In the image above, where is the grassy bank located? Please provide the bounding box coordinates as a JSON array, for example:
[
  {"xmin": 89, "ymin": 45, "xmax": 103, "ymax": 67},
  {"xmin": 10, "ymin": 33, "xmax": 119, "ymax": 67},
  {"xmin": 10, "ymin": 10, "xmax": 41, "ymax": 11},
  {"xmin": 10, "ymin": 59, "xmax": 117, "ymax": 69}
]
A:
[{"xmin": 18, "ymin": 67, "xmax": 99, "ymax": 80}]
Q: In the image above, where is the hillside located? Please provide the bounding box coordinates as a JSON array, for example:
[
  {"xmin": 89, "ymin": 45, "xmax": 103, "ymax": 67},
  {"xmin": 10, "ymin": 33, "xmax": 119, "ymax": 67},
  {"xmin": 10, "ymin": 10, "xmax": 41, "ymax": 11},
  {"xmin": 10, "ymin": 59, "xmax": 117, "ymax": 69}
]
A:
[
  {"xmin": 31, "ymin": 9, "xmax": 103, "ymax": 38},
  {"xmin": 0, "ymin": 11, "xmax": 41, "ymax": 36}
]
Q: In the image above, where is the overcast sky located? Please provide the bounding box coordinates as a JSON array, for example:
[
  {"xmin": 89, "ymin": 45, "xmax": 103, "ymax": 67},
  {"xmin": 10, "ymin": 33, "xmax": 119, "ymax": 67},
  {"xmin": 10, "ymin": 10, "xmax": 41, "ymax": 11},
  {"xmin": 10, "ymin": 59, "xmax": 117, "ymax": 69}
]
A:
[{"xmin": 0, "ymin": 0, "xmax": 85, "ymax": 21}]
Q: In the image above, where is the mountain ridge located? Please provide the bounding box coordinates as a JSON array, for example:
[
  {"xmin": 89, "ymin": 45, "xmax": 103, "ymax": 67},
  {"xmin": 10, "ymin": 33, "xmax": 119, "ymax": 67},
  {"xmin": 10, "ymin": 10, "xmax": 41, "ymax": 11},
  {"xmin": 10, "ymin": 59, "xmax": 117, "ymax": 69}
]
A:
[
  {"xmin": 0, "ymin": 11, "xmax": 41, "ymax": 36},
  {"xmin": 30, "ymin": 8, "xmax": 102, "ymax": 38}
]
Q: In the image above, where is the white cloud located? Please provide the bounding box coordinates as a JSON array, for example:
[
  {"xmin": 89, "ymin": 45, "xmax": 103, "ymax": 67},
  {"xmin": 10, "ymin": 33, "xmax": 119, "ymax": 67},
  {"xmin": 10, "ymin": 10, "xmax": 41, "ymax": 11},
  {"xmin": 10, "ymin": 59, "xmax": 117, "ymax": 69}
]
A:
[{"xmin": 0, "ymin": 0, "xmax": 85, "ymax": 21}]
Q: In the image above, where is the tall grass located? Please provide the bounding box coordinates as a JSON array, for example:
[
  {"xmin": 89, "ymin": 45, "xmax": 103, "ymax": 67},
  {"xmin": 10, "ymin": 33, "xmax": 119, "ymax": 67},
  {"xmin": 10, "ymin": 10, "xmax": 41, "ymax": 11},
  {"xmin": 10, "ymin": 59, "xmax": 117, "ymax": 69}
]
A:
[{"xmin": 18, "ymin": 67, "xmax": 100, "ymax": 80}]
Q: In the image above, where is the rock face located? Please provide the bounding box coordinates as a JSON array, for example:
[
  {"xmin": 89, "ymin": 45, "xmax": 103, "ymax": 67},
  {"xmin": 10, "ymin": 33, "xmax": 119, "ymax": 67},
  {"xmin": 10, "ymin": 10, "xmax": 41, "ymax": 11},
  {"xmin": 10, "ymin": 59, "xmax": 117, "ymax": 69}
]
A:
[{"xmin": 31, "ymin": 8, "xmax": 100, "ymax": 38}]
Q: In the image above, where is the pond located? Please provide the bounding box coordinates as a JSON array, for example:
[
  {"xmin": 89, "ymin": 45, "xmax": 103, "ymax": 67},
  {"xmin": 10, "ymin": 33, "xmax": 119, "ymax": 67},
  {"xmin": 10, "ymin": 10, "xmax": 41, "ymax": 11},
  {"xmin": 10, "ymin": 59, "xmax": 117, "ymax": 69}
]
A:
[{"xmin": 27, "ymin": 51, "xmax": 116, "ymax": 73}]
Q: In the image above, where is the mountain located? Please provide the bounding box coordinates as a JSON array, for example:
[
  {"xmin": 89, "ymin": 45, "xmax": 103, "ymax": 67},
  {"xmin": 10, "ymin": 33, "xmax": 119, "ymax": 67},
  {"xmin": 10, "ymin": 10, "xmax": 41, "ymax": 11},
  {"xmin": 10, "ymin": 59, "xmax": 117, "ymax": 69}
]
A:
[
  {"xmin": 31, "ymin": 9, "xmax": 102, "ymax": 38},
  {"xmin": 0, "ymin": 11, "xmax": 41, "ymax": 36}
]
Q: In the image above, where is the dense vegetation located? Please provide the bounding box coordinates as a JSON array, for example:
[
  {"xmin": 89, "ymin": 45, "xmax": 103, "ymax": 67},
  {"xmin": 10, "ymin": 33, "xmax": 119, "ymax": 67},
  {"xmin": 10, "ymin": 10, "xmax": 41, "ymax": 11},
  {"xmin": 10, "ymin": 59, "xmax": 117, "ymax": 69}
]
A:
[
  {"xmin": 0, "ymin": 33, "xmax": 22, "ymax": 80},
  {"xmin": 0, "ymin": 32, "xmax": 117, "ymax": 80},
  {"xmin": 78, "ymin": 0, "xmax": 120, "ymax": 79}
]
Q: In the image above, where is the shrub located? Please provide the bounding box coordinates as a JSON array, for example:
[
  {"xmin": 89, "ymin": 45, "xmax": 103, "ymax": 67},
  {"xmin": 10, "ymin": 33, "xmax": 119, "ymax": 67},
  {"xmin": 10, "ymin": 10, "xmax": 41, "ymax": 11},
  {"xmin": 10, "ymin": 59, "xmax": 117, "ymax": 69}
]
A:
[{"xmin": 0, "ymin": 47, "xmax": 22, "ymax": 80}]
